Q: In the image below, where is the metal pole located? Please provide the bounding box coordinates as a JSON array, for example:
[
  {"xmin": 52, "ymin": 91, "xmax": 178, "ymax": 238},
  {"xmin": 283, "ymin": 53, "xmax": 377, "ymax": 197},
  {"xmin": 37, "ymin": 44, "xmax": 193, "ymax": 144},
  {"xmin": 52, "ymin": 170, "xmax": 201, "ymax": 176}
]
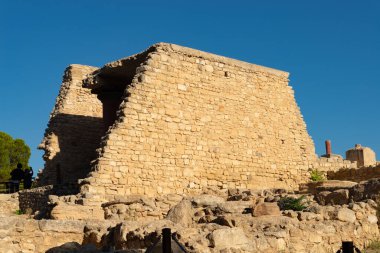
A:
[
  {"xmin": 162, "ymin": 228, "xmax": 171, "ymax": 253},
  {"xmin": 342, "ymin": 241, "xmax": 354, "ymax": 253}
]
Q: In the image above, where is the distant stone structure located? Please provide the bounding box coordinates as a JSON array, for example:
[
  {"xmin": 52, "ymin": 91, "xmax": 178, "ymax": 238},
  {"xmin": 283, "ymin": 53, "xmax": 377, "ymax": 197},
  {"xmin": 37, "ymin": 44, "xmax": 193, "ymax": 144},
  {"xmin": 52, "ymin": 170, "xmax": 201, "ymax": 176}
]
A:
[
  {"xmin": 346, "ymin": 144, "xmax": 377, "ymax": 167},
  {"xmin": 39, "ymin": 43, "xmax": 361, "ymax": 200}
]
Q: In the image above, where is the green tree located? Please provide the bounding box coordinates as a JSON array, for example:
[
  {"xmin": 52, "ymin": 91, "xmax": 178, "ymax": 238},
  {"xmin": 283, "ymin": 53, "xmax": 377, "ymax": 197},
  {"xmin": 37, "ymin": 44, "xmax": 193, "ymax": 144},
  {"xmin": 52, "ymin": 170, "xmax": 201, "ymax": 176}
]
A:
[{"xmin": 0, "ymin": 131, "xmax": 31, "ymax": 181}]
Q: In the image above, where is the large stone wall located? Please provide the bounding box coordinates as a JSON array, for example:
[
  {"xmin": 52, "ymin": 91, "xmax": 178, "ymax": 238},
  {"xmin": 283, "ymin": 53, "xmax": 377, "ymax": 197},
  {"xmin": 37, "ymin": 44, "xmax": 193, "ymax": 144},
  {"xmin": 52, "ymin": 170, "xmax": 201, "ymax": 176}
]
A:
[
  {"xmin": 81, "ymin": 43, "xmax": 316, "ymax": 199},
  {"xmin": 38, "ymin": 65, "xmax": 103, "ymax": 187}
]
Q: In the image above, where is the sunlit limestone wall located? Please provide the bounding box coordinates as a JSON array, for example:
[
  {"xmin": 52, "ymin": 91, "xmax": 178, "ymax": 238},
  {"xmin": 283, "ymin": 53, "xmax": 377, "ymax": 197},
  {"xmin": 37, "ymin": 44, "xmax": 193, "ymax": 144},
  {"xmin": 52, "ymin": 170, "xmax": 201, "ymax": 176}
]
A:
[
  {"xmin": 38, "ymin": 65, "xmax": 103, "ymax": 187},
  {"xmin": 81, "ymin": 43, "xmax": 316, "ymax": 199}
]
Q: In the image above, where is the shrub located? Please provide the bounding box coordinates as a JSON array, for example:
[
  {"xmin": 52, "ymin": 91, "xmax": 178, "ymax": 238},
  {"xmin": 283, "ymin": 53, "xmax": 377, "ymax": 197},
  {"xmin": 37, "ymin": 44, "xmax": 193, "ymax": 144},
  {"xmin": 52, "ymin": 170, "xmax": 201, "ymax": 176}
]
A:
[
  {"xmin": 15, "ymin": 209, "xmax": 25, "ymax": 215},
  {"xmin": 278, "ymin": 196, "xmax": 307, "ymax": 211},
  {"xmin": 310, "ymin": 169, "xmax": 324, "ymax": 182}
]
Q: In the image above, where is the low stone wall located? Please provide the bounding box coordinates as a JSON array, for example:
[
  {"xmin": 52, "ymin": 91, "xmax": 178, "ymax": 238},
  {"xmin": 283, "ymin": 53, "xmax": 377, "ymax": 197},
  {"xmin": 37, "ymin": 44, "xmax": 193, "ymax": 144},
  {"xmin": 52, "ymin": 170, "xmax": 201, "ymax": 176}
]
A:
[
  {"xmin": 311, "ymin": 156, "xmax": 357, "ymax": 174},
  {"xmin": 0, "ymin": 217, "xmax": 86, "ymax": 253},
  {"xmin": 3, "ymin": 185, "xmax": 380, "ymax": 253},
  {"xmin": 86, "ymin": 190, "xmax": 380, "ymax": 253},
  {"xmin": 18, "ymin": 185, "xmax": 55, "ymax": 216},
  {"xmin": 328, "ymin": 164, "xmax": 380, "ymax": 182},
  {"xmin": 49, "ymin": 188, "xmax": 225, "ymax": 221},
  {"xmin": 102, "ymin": 193, "xmax": 185, "ymax": 222}
]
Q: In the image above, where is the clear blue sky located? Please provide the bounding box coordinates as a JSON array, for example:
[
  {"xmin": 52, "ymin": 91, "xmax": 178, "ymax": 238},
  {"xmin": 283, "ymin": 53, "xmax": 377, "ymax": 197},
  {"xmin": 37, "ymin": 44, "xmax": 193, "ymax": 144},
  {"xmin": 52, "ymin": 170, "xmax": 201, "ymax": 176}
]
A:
[{"xmin": 1, "ymin": 0, "xmax": 379, "ymax": 173}]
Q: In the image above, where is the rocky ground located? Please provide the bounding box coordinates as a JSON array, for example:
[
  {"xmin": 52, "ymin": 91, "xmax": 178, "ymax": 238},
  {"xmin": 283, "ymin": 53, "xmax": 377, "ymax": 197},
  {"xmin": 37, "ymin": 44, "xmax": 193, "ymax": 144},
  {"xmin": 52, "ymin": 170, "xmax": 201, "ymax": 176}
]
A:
[{"xmin": 1, "ymin": 179, "xmax": 380, "ymax": 252}]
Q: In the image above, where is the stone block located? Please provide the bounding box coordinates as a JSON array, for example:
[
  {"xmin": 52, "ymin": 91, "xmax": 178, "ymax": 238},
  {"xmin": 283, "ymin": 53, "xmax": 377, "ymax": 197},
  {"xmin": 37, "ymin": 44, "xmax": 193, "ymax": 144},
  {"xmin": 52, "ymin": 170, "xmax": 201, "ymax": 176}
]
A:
[
  {"xmin": 336, "ymin": 208, "xmax": 356, "ymax": 223},
  {"xmin": 192, "ymin": 195, "xmax": 225, "ymax": 207},
  {"xmin": 210, "ymin": 227, "xmax": 250, "ymax": 249},
  {"xmin": 253, "ymin": 202, "xmax": 281, "ymax": 217},
  {"xmin": 166, "ymin": 200, "xmax": 193, "ymax": 227},
  {"xmin": 50, "ymin": 203, "xmax": 104, "ymax": 220}
]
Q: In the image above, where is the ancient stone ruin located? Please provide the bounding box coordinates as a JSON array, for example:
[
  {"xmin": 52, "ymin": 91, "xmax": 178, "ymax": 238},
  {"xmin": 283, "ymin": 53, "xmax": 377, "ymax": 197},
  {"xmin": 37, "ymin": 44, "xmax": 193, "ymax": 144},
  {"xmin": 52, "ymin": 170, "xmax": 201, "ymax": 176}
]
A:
[
  {"xmin": 38, "ymin": 42, "xmax": 318, "ymax": 200},
  {"xmin": 2, "ymin": 43, "xmax": 380, "ymax": 253}
]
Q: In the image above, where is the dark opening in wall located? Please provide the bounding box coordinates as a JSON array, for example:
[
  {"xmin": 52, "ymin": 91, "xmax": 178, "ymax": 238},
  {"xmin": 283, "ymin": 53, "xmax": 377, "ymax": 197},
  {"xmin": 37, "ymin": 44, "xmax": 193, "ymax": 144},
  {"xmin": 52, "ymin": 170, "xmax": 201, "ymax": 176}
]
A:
[
  {"xmin": 83, "ymin": 49, "xmax": 152, "ymax": 132},
  {"xmin": 56, "ymin": 164, "xmax": 61, "ymax": 184}
]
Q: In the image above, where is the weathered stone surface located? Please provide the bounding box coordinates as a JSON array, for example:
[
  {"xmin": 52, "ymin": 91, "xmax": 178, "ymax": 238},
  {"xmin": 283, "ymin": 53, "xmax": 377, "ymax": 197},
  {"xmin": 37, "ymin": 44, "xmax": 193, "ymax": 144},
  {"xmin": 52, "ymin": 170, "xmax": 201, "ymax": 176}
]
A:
[
  {"xmin": 210, "ymin": 227, "xmax": 250, "ymax": 249},
  {"xmin": 328, "ymin": 164, "xmax": 380, "ymax": 183},
  {"xmin": 38, "ymin": 220, "xmax": 86, "ymax": 233},
  {"xmin": 315, "ymin": 191, "xmax": 331, "ymax": 205},
  {"xmin": 327, "ymin": 189, "xmax": 350, "ymax": 205},
  {"xmin": 37, "ymin": 64, "xmax": 103, "ymax": 187},
  {"xmin": 38, "ymin": 42, "xmax": 321, "ymax": 200},
  {"xmin": 337, "ymin": 208, "xmax": 356, "ymax": 223},
  {"xmin": 166, "ymin": 200, "xmax": 193, "ymax": 227},
  {"xmin": 50, "ymin": 203, "xmax": 104, "ymax": 220},
  {"xmin": 317, "ymin": 189, "xmax": 350, "ymax": 205},
  {"xmin": 315, "ymin": 180, "xmax": 357, "ymax": 192},
  {"xmin": 0, "ymin": 193, "xmax": 19, "ymax": 217},
  {"xmin": 253, "ymin": 202, "xmax": 281, "ymax": 217},
  {"xmin": 368, "ymin": 215, "xmax": 378, "ymax": 224},
  {"xmin": 192, "ymin": 194, "xmax": 225, "ymax": 207},
  {"xmin": 2, "ymin": 192, "xmax": 380, "ymax": 253},
  {"xmin": 216, "ymin": 201, "xmax": 252, "ymax": 214},
  {"xmin": 0, "ymin": 217, "xmax": 87, "ymax": 253},
  {"xmin": 350, "ymin": 178, "xmax": 380, "ymax": 202}
]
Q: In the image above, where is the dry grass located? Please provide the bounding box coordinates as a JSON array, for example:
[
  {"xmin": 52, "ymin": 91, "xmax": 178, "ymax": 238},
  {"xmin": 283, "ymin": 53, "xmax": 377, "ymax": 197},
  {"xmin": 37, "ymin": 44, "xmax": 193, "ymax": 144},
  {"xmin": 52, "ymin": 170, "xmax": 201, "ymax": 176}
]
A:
[{"xmin": 365, "ymin": 241, "xmax": 380, "ymax": 253}]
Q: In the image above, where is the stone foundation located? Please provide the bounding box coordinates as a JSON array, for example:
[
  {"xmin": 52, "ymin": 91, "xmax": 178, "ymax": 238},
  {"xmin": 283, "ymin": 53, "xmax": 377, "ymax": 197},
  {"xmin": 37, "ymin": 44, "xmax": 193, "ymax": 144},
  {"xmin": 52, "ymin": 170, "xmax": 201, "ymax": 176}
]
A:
[{"xmin": 3, "ymin": 180, "xmax": 380, "ymax": 253}]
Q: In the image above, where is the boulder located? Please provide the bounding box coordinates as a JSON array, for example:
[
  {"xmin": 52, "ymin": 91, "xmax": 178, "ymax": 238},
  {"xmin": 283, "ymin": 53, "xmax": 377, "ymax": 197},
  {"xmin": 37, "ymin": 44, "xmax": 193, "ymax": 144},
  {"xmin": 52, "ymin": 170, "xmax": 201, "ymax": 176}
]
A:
[
  {"xmin": 253, "ymin": 202, "xmax": 281, "ymax": 217},
  {"xmin": 368, "ymin": 215, "xmax": 378, "ymax": 224},
  {"xmin": 336, "ymin": 208, "xmax": 356, "ymax": 223},
  {"xmin": 328, "ymin": 189, "xmax": 350, "ymax": 205},
  {"xmin": 166, "ymin": 200, "xmax": 193, "ymax": 227},
  {"xmin": 298, "ymin": 212, "xmax": 320, "ymax": 221},
  {"xmin": 317, "ymin": 189, "xmax": 350, "ymax": 205},
  {"xmin": 210, "ymin": 227, "xmax": 250, "ymax": 249},
  {"xmin": 315, "ymin": 191, "xmax": 331, "ymax": 205},
  {"xmin": 350, "ymin": 178, "xmax": 380, "ymax": 202}
]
